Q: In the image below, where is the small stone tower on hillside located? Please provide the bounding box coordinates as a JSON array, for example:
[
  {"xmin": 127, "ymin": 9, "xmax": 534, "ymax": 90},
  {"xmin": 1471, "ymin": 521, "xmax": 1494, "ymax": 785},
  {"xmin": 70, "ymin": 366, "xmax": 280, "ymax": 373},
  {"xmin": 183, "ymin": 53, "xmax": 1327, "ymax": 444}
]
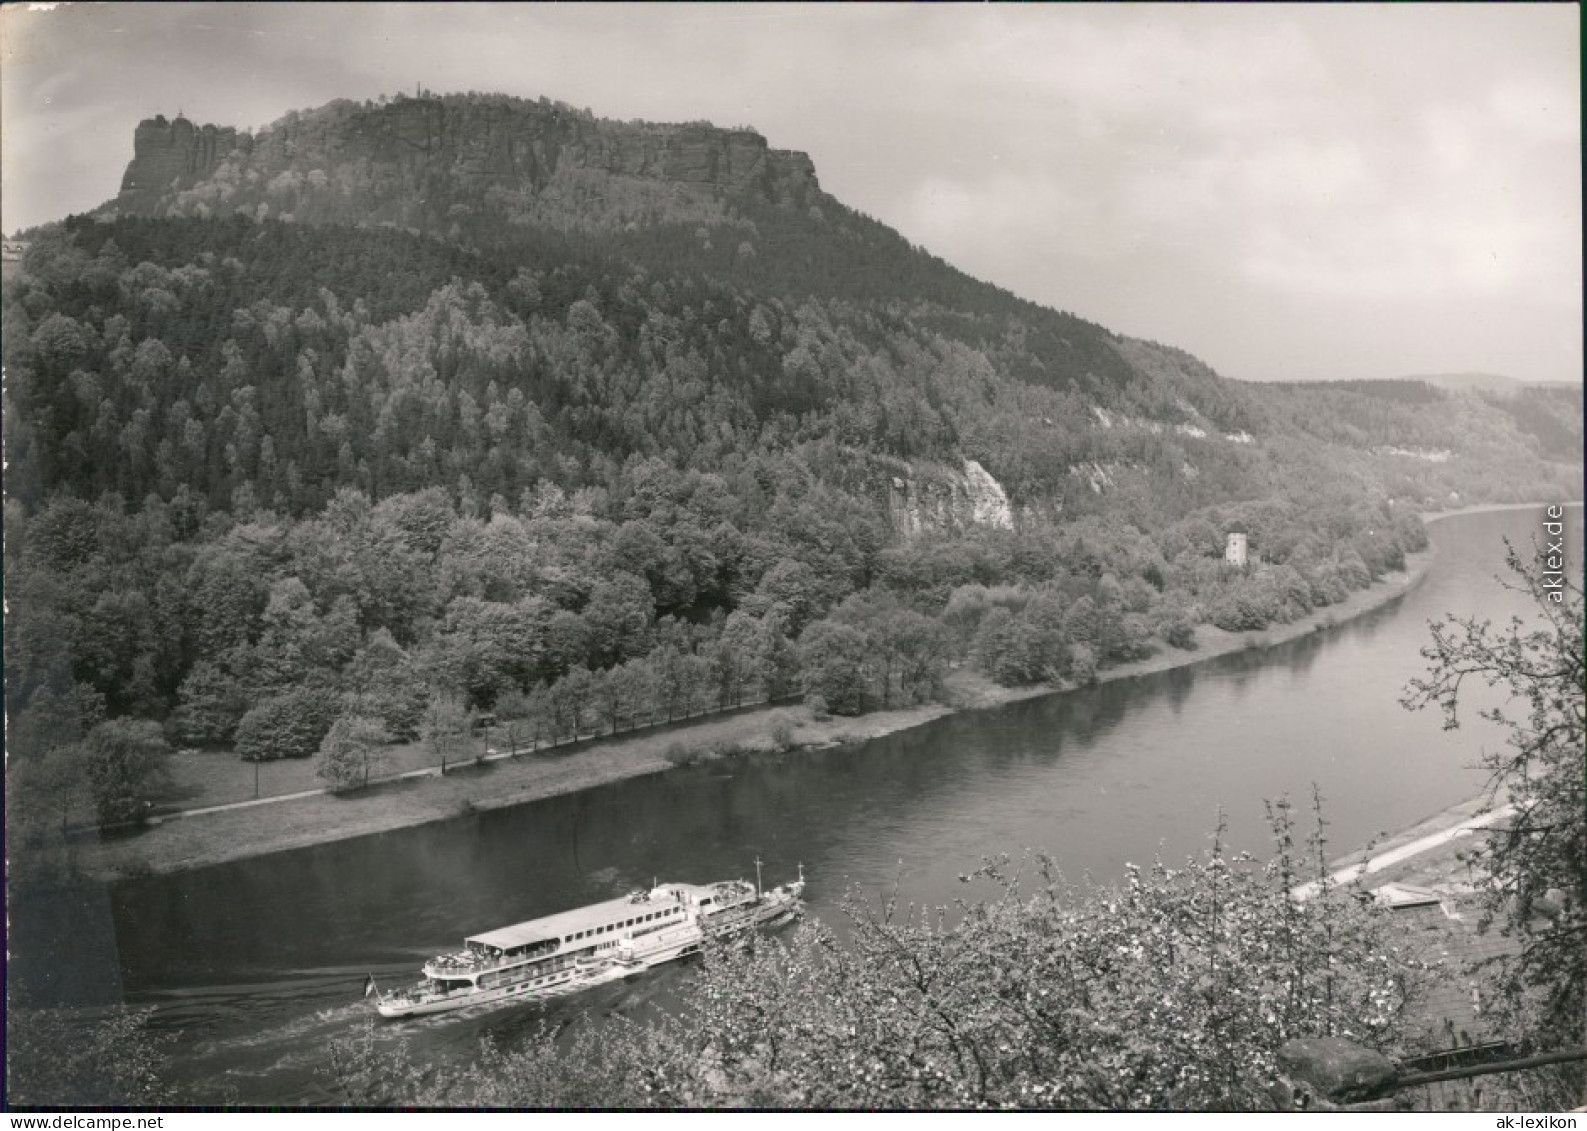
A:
[{"xmin": 1225, "ymin": 532, "xmax": 1248, "ymax": 568}]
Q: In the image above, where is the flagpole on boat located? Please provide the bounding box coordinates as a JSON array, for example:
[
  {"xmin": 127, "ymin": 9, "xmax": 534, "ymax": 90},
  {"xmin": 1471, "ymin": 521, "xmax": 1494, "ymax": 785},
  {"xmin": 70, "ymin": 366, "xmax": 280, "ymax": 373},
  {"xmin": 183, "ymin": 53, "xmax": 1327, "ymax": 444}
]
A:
[{"xmin": 754, "ymin": 856, "xmax": 763, "ymax": 897}]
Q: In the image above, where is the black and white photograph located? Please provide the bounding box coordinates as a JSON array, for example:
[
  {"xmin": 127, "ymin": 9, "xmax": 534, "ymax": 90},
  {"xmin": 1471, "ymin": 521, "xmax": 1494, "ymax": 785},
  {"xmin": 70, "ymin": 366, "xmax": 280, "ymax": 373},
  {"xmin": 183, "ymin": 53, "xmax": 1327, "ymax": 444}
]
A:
[{"xmin": 3, "ymin": 1, "xmax": 1582, "ymax": 1113}]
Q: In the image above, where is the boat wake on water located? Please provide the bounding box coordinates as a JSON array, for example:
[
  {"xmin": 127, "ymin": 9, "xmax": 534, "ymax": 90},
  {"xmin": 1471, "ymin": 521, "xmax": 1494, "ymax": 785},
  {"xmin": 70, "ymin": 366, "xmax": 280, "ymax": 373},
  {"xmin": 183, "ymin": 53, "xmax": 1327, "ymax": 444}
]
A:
[{"xmin": 131, "ymin": 868, "xmax": 806, "ymax": 1104}]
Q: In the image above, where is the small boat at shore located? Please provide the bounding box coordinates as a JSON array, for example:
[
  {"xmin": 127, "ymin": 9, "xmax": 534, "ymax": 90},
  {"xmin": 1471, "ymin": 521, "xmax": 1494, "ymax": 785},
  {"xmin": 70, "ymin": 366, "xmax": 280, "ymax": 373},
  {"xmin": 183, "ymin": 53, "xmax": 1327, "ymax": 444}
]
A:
[{"xmin": 369, "ymin": 863, "xmax": 805, "ymax": 1019}]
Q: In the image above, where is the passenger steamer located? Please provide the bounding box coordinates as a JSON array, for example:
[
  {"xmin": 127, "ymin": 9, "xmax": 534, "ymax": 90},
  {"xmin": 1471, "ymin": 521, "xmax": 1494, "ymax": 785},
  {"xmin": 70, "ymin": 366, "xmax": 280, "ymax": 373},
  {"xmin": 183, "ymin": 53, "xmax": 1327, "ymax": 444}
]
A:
[{"xmin": 370, "ymin": 864, "xmax": 804, "ymax": 1019}]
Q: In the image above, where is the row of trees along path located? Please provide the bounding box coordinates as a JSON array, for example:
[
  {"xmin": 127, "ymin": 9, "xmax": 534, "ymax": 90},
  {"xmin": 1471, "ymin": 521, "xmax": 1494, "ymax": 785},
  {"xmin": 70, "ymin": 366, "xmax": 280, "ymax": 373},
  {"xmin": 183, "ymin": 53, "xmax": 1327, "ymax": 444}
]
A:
[{"xmin": 111, "ymin": 683, "xmax": 805, "ymax": 826}]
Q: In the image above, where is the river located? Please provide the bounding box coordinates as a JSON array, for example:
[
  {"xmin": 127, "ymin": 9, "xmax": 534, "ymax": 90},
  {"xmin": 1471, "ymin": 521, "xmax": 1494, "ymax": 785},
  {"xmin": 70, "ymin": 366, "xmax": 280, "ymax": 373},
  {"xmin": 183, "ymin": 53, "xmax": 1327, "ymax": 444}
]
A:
[{"xmin": 31, "ymin": 505, "xmax": 1587, "ymax": 1104}]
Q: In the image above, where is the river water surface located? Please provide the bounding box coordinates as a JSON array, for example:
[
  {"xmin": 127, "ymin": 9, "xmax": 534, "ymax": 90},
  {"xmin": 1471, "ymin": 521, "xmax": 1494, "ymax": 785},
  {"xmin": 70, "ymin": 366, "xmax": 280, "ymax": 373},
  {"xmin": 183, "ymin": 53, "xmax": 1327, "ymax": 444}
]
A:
[{"xmin": 66, "ymin": 506, "xmax": 1585, "ymax": 1102}]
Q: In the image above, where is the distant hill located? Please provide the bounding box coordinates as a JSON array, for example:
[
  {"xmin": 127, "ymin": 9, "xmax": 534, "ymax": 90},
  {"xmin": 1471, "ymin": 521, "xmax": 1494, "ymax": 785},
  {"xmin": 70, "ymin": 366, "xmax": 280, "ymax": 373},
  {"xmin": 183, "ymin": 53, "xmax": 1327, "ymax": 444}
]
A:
[
  {"xmin": 0, "ymin": 90, "xmax": 1567, "ymax": 525},
  {"xmin": 1396, "ymin": 372, "xmax": 1526, "ymax": 394},
  {"xmin": 4, "ymin": 87, "xmax": 1580, "ymax": 807}
]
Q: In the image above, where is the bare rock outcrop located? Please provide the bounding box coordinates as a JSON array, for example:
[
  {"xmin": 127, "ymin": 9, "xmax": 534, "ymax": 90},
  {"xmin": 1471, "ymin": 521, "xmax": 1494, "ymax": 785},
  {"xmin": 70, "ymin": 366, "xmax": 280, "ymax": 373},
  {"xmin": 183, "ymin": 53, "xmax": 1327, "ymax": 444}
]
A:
[
  {"xmin": 107, "ymin": 95, "xmax": 820, "ymax": 227},
  {"xmin": 117, "ymin": 115, "xmax": 252, "ymax": 210},
  {"xmin": 887, "ymin": 459, "xmax": 1014, "ymax": 539}
]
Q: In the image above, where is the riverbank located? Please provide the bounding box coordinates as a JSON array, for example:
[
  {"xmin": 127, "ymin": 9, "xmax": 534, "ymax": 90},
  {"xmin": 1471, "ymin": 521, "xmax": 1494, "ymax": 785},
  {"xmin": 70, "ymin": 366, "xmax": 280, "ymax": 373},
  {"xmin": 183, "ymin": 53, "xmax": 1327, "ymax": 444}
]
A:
[
  {"xmin": 1292, "ymin": 787, "xmax": 1510, "ymax": 901},
  {"xmin": 1302, "ymin": 786, "xmax": 1534, "ymax": 1051},
  {"xmin": 74, "ymin": 541, "xmax": 1438, "ymax": 884},
  {"xmin": 149, "ymin": 504, "xmax": 1568, "ymax": 816},
  {"xmin": 1422, "ymin": 500, "xmax": 1577, "ymax": 526}
]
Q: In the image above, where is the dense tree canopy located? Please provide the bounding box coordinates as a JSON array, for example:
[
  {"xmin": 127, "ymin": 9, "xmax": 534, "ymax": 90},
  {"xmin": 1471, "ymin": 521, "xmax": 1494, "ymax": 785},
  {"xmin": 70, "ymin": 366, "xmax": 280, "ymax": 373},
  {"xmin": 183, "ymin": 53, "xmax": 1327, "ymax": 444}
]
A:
[{"xmin": 3, "ymin": 134, "xmax": 1578, "ymax": 841}]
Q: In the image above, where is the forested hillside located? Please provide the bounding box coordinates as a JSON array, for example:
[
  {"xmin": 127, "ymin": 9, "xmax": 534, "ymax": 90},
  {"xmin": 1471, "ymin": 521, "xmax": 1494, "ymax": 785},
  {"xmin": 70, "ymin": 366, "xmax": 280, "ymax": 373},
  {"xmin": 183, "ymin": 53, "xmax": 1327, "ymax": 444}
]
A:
[{"xmin": 5, "ymin": 92, "xmax": 1580, "ymax": 845}]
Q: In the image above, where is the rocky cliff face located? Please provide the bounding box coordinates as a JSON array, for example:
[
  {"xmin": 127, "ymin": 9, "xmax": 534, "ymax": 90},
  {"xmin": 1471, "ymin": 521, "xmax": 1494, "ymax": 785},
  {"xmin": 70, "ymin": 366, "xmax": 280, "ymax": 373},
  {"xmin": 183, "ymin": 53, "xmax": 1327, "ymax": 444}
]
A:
[
  {"xmin": 887, "ymin": 459, "xmax": 1014, "ymax": 539},
  {"xmin": 107, "ymin": 94, "xmax": 821, "ymax": 229},
  {"xmin": 117, "ymin": 115, "xmax": 252, "ymax": 211}
]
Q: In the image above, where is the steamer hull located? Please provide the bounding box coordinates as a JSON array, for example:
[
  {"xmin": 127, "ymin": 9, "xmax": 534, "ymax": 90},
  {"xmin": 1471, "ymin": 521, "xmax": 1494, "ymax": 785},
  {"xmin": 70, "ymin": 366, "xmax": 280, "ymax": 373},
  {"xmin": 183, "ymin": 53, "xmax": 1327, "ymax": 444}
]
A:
[{"xmin": 370, "ymin": 873, "xmax": 805, "ymax": 1019}]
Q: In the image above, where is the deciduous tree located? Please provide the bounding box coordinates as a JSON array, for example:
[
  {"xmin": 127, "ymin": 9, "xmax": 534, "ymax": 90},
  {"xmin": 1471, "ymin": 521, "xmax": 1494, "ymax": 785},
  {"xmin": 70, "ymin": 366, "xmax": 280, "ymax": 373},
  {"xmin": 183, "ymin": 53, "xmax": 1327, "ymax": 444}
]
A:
[
  {"xmin": 316, "ymin": 714, "xmax": 393, "ymax": 791},
  {"xmin": 83, "ymin": 718, "xmax": 172, "ymax": 825},
  {"xmin": 421, "ymin": 692, "xmax": 474, "ymax": 774},
  {"xmin": 1402, "ymin": 543, "xmax": 1585, "ymax": 1045},
  {"xmin": 797, "ymin": 620, "xmax": 868, "ymax": 716},
  {"xmin": 234, "ymin": 686, "xmax": 340, "ymax": 762}
]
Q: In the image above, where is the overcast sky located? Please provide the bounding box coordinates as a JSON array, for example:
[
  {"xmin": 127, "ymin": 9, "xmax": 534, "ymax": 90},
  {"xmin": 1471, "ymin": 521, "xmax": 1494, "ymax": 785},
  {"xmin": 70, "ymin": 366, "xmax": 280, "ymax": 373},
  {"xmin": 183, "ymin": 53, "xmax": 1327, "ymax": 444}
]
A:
[{"xmin": 2, "ymin": 2, "xmax": 1580, "ymax": 384}]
